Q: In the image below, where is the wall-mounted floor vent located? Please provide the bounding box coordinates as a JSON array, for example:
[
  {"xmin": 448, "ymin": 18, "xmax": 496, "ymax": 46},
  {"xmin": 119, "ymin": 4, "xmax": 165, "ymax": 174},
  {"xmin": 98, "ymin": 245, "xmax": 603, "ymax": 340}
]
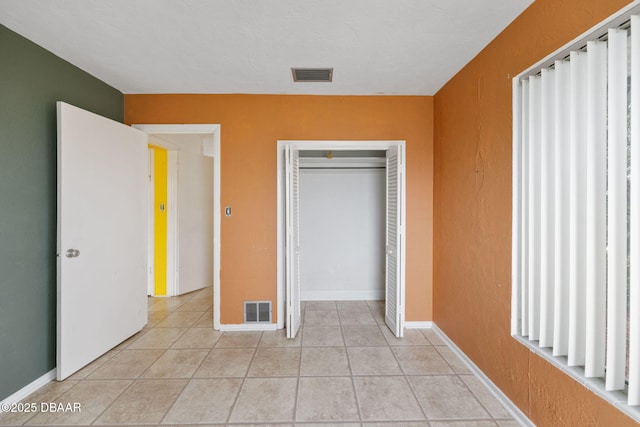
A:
[
  {"xmin": 244, "ymin": 301, "xmax": 272, "ymax": 323},
  {"xmin": 291, "ymin": 68, "xmax": 333, "ymax": 82}
]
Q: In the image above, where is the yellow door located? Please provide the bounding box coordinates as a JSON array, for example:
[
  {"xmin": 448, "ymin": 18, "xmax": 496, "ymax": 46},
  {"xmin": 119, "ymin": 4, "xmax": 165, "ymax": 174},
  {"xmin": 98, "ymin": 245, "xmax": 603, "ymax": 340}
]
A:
[{"xmin": 151, "ymin": 146, "xmax": 168, "ymax": 296}]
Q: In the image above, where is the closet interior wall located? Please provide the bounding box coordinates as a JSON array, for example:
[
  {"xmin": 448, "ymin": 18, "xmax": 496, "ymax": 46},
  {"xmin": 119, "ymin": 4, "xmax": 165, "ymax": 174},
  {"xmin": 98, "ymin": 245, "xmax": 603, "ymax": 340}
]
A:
[{"xmin": 298, "ymin": 150, "xmax": 386, "ymax": 301}]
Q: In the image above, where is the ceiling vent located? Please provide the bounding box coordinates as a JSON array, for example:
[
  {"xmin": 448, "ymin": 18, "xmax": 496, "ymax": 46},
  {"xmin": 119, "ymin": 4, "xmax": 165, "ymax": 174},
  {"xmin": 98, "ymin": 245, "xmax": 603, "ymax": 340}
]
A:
[{"xmin": 292, "ymin": 68, "xmax": 333, "ymax": 82}]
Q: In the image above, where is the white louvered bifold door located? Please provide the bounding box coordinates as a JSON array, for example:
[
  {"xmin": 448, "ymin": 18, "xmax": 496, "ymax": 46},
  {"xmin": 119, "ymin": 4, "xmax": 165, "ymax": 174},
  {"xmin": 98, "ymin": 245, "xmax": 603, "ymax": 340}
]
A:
[
  {"xmin": 285, "ymin": 146, "xmax": 301, "ymax": 339},
  {"xmin": 385, "ymin": 146, "xmax": 404, "ymax": 338}
]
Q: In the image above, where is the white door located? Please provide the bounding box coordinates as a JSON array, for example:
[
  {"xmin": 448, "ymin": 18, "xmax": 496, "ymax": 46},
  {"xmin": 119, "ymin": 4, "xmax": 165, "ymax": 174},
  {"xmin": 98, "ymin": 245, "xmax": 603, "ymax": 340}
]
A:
[
  {"xmin": 385, "ymin": 145, "xmax": 405, "ymax": 337},
  {"xmin": 285, "ymin": 146, "xmax": 301, "ymax": 338},
  {"xmin": 177, "ymin": 151, "xmax": 214, "ymax": 295},
  {"xmin": 147, "ymin": 148, "xmax": 155, "ymax": 296},
  {"xmin": 57, "ymin": 102, "xmax": 148, "ymax": 380}
]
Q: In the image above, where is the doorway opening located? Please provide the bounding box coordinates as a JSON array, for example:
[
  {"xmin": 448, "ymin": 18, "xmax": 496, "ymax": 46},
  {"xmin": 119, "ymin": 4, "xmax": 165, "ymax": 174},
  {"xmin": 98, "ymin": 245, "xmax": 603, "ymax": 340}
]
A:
[
  {"xmin": 299, "ymin": 150, "xmax": 386, "ymax": 301},
  {"xmin": 276, "ymin": 140, "xmax": 406, "ymax": 339},
  {"xmin": 134, "ymin": 124, "xmax": 222, "ymax": 329}
]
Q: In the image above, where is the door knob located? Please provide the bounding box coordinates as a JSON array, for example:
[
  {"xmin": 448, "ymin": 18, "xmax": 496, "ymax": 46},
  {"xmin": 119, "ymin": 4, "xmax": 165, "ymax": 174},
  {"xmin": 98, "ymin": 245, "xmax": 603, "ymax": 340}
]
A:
[{"xmin": 65, "ymin": 249, "xmax": 80, "ymax": 258}]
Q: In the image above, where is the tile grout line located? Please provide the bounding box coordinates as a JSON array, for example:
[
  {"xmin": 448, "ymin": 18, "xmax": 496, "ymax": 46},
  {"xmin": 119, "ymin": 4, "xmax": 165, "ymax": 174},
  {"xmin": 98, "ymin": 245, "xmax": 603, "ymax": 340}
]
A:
[
  {"xmin": 86, "ymin": 379, "xmax": 136, "ymax": 425},
  {"xmin": 131, "ymin": 333, "xmax": 188, "ymax": 379},
  {"xmin": 9, "ymin": 379, "xmax": 87, "ymax": 427},
  {"xmin": 10, "ymin": 293, "xmax": 517, "ymax": 426},
  {"xmin": 292, "ymin": 314, "xmax": 304, "ymax": 425},
  {"xmin": 5, "ymin": 289, "xmax": 206, "ymax": 427},
  {"xmin": 158, "ymin": 332, "xmax": 219, "ymax": 425},
  {"xmin": 115, "ymin": 292, "xmax": 202, "ymax": 425},
  {"xmin": 457, "ymin": 373, "xmax": 506, "ymax": 422},
  {"xmin": 431, "ymin": 339, "xmax": 503, "ymax": 419},
  {"xmin": 155, "ymin": 377, "xmax": 191, "ymax": 426},
  {"xmin": 224, "ymin": 332, "xmax": 262, "ymax": 425},
  {"xmin": 156, "ymin": 289, "xmax": 214, "ymax": 425},
  {"xmin": 383, "ymin": 322, "xmax": 430, "ymax": 424},
  {"xmin": 95, "ymin": 293, "xmax": 196, "ymax": 426},
  {"xmin": 339, "ymin": 305, "xmax": 364, "ymax": 424},
  {"xmin": 86, "ymin": 308, "xmax": 174, "ymax": 426}
]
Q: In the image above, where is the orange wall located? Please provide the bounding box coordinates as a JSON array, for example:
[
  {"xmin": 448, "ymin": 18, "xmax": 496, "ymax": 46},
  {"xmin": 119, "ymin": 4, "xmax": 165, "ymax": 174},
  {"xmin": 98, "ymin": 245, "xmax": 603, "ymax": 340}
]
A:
[
  {"xmin": 125, "ymin": 95, "xmax": 433, "ymax": 324},
  {"xmin": 434, "ymin": 0, "xmax": 635, "ymax": 425}
]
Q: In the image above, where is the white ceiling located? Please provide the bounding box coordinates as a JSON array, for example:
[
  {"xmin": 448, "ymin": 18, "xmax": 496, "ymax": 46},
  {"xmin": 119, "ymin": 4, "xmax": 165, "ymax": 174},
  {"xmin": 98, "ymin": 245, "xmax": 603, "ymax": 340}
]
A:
[{"xmin": 0, "ymin": 0, "xmax": 533, "ymax": 95}]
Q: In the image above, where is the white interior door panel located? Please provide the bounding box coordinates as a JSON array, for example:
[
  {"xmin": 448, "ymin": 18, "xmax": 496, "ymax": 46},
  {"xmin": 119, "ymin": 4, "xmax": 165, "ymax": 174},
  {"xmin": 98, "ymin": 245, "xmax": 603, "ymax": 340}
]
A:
[{"xmin": 57, "ymin": 102, "xmax": 148, "ymax": 380}]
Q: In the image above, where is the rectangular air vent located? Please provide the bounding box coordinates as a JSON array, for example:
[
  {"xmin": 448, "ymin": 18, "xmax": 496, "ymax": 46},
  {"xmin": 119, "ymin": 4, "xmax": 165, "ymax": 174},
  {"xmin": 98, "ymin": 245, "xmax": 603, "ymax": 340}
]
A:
[
  {"xmin": 244, "ymin": 301, "xmax": 272, "ymax": 323},
  {"xmin": 292, "ymin": 68, "xmax": 333, "ymax": 82}
]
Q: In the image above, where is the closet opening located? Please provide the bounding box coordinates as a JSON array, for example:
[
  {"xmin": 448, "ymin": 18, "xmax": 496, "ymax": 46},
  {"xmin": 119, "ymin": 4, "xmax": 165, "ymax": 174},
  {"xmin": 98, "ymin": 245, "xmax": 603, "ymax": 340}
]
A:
[
  {"xmin": 276, "ymin": 141, "xmax": 406, "ymax": 339},
  {"xmin": 298, "ymin": 150, "xmax": 386, "ymax": 301}
]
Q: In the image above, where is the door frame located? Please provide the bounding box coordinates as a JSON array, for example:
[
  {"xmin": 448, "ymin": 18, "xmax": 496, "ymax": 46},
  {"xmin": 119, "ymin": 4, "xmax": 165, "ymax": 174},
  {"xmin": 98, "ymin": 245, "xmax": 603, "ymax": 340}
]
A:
[
  {"xmin": 134, "ymin": 124, "xmax": 221, "ymax": 328},
  {"xmin": 276, "ymin": 140, "xmax": 406, "ymax": 331}
]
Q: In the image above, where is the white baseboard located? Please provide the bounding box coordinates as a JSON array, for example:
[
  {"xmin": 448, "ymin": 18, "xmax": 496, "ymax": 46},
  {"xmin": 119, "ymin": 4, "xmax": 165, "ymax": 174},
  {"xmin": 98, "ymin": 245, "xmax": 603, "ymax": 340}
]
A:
[
  {"xmin": 301, "ymin": 290, "xmax": 384, "ymax": 301},
  {"xmin": 405, "ymin": 321, "xmax": 433, "ymax": 329},
  {"xmin": 218, "ymin": 323, "xmax": 278, "ymax": 332},
  {"xmin": 431, "ymin": 324, "xmax": 534, "ymax": 427},
  {"xmin": 0, "ymin": 369, "xmax": 55, "ymax": 404}
]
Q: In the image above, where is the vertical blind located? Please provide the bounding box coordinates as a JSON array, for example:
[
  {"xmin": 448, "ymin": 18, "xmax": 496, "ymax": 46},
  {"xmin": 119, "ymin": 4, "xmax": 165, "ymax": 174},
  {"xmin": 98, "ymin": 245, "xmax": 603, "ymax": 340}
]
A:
[{"xmin": 514, "ymin": 14, "xmax": 640, "ymax": 409}]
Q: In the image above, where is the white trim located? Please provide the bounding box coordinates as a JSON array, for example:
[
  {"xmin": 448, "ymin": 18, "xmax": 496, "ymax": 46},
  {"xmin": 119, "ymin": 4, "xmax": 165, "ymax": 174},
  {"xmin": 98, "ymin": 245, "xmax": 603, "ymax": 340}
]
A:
[
  {"xmin": 219, "ymin": 323, "xmax": 278, "ymax": 332},
  {"xmin": 0, "ymin": 369, "xmax": 55, "ymax": 405},
  {"xmin": 212, "ymin": 131, "xmax": 221, "ymax": 330},
  {"xmin": 281, "ymin": 140, "xmax": 406, "ymax": 150},
  {"xmin": 299, "ymin": 157, "xmax": 386, "ymax": 168},
  {"xmin": 511, "ymin": 77, "xmax": 522, "ymax": 336},
  {"xmin": 147, "ymin": 137, "xmax": 179, "ymax": 150},
  {"xmin": 133, "ymin": 124, "xmax": 221, "ymax": 329},
  {"xmin": 134, "ymin": 124, "xmax": 220, "ymax": 135},
  {"xmin": 405, "ymin": 321, "xmax": 433, "ymax": 329},
  {"xmin": 166, "ymin": 150, "xmax": 178, "ymax": 296},
  {"xmin": 147, "ymin": 148, "xmax": 155, "ymax": 296},
  {"xmin": 301, "ymin": 290, "xmax": 384, "ymax": 301},
  {"xmin": 277, "ymin": 145, "xmax": 285, "ymax": 329},
  {"xmin": 276, "ymin": 140, "xmax": 407, "ymax": 334},
  {"xmin": 431, "ymin": 325, "xmax": 534, "ymax": 427}
]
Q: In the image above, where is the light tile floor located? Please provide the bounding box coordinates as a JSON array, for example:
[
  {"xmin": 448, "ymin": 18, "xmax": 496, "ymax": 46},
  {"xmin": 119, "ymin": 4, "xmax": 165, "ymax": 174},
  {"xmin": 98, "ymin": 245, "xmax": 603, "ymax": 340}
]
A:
[{"xmin": 0, "ymin": 287, "xmax": 523, "ymax": 426}]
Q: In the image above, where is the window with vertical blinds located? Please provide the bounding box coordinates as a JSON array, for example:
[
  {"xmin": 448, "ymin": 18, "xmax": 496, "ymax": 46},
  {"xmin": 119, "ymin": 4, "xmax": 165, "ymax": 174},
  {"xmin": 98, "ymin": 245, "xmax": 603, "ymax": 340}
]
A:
[{"xmin": 512, "ymin": 3, "xmax": 640, "ymax": 420}]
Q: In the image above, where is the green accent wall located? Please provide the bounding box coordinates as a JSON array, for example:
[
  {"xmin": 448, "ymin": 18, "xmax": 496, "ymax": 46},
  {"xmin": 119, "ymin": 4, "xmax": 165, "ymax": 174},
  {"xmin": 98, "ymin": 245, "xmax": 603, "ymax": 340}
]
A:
[{"xmin": 0, "ymin": 24, "xmax": 123, "ymax": 400}]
